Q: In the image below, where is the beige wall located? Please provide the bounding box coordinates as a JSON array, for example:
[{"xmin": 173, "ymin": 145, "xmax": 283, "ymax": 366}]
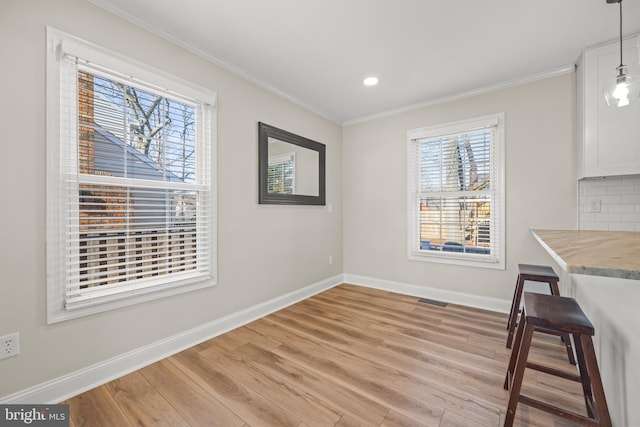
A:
[
  {"xmin": 342, "ymin": 74, "xmax": 577, "ymax": 302},
  {"xmin": 0, "ymin": 0, "xmax": 342, "ymax": 397}
]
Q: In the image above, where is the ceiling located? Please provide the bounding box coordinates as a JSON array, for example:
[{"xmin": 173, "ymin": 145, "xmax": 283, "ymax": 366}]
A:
[{"xmin": 91, "ymin": 0, "xmax": 640, "ymax": 124}]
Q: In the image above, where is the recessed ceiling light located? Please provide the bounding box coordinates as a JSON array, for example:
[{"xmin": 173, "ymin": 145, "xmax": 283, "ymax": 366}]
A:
[{"xmin": 363, "ymin": 77, "xmax": 379, "ymax": 86}]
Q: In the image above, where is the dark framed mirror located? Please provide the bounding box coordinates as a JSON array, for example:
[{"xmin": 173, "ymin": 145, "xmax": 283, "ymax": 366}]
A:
[{"xmin": 258, "ymin": 122, "xmax": 326, "ymax": 205}]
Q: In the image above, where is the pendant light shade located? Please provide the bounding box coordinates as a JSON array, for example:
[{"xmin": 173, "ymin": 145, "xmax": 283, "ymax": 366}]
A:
[
  {"xmin": 603, "ymin": 0, "xmax": 640, "ymax": 107},
  {"xmin": 604, "ymin": 66, "xmax": 640, "ymax": 107}
]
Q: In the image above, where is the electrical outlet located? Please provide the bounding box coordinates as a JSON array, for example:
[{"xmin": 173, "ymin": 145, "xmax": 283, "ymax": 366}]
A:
[
  {"xmin": 329, "ymin": 255, "xmax": 333, "ymax": 265},
  {"xmin": 590, "ymin": 199, "xmax": 602, "ymax": 213},
  {"xmin": 0, "ymin": 332, "xmax": 20, "ymax": 360}
]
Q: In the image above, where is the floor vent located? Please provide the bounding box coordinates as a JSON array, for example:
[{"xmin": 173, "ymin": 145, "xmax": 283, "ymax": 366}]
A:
[{"xmin": 418, "ymin": 298, "xmax": 448, "ymax": 307}]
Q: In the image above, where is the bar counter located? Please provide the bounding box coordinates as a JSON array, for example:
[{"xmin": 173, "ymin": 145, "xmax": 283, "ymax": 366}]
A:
[{"xmin": 531, "ymin": 229, "xmax": 640, "ymax": 281}]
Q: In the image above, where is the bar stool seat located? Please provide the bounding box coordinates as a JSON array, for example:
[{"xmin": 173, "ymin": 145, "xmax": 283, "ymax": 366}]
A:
[
  {"xmin": 506, "ymin": 264, "xmax": 576, "ymax": 365},
  {"xmin": 503, "ymin": 292, "xmax": 611, "ymax": 427}
]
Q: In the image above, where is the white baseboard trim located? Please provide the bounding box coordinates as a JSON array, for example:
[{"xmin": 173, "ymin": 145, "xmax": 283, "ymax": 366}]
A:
[
  {"xmin": 343, "ymin": 274, "xmax": 510, "ymax": 314},
  {"xmin": 1, "ymin": 275, "xmax": 343, "ymax": 405}
]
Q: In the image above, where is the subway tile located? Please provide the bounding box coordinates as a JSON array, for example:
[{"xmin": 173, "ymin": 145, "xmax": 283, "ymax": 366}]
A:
[
  {"xmin": 609, "ymin": 223, "xmax": 637, "ymax": 231},
  {"xmin": 607, "ymin": 185, "xmax": 635, "ymax": 195},
  {"xmin": 583, "ymin": 186, "xmax": 608, "ymax": 196},
  {"xmin": 621, "ymin": 212, "xmax": 640, "ymax": 222},
  {"xmin": 608, "ymin": 204, "xmax": 636, "ymax": 213},
  {"xmin": 621, "ymin": 195, "xmax": 640, "ymax": 204},
  {"xmin": 577, "ymin": 175, "xmax": 640, "ymax": 230},
  {"xmin": 609, "ymin": 222, "xmax": 636, "ymax": 231},
  {"xmin": 594, "ymin": 213, "xmax": 621, "ymax": 222},
  {"xmin": 579, "ymin": 222, "xmax": 607, "ymax": 231}
]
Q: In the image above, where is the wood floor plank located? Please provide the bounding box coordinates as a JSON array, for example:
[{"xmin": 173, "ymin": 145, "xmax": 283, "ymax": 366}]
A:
[
  {"xmin": 104, "ymin": 371, "xmax": 189, "ymax": 427},
  {"xmin": 64, "ymin": 384, "xmax": 131, "ymax": 427},
  {"xmin": 237, "ymin": 342, "xmax": 390, "ymax": 427},
  {"xmin": 302, "ymin": 296, "xmax": 447, "ymax": 344},
  {"xmin": 170, "ymin": 348, "xmax": 301, "ymax": 427},
  {"xmin": 272, "ymin": 342, "xmax": 445, "ymax": 426},
  {"xmin": 439, "ymin": 409, "xmax": 487, "ymax": 427},
  {"xmin": 244, "ymin": 317, "xmax": 319, "ymax": 352},
  {"xmin": 311, "ymin": 292, "xmax": 445, "ymax": 328},
  {"xmin": 139, "ymin": 359, "xmax": 246, "ymax": 427},
  {"xmin": 269, "ymin": 307, "xmax": 385, "ymax": 349},
  {"xmin": 347, "ymin": 340, "xmax": 506, "ymax": 410},
  {"xmin": 63, "ymin": 283, "xmax": 587, "ymax": 426},
  {"xmin": 380, "ymin": 409, "xmax": 431, "ymax": 427},
  {"xmin": 308, "ymin": 342, "xmax": 501, "ymax": 426},
  {"xmin": 198, "ymin": 343, "xmax": 343, "ymax": 427}
]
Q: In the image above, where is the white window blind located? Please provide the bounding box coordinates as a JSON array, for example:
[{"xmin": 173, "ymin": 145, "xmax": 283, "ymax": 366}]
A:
[
  {"xmin": 407, "ymin": 114, "xmax": 505, "ymax": 269},
  {"xmin": 268, "ymin": 153, "xmax": 295, "ymax": 194},
  {"xmin": 47, "ymin": 29, "xmax": 216, "ymax": 321}
]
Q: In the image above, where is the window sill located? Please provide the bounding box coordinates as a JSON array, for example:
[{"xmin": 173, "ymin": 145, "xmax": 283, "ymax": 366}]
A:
[
  {"xmin": 47, "ymin": 277, "xmax": 216, "ymax": 324},
  {"xmin": 408, "ymin": 251, "xmax": 505, "ymax": 270}
]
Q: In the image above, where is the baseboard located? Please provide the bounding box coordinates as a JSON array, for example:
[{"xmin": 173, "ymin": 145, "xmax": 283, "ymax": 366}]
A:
[
  {"xmin": 0, "ymin": 275, "xmax": 343, "ymax": 404},
  {"xmin": 343, "ymin": 274, "xmax": 511, "ymax": 313}
]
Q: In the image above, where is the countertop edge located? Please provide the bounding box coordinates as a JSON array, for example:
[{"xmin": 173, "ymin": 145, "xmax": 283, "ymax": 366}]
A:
[
  {"xmin": 530, "ymin": 230, "xmax": 568, "ymax": 271},
  {"xmin": 531, "ymin": 229, "xmax": 640, "ymax": 280}
]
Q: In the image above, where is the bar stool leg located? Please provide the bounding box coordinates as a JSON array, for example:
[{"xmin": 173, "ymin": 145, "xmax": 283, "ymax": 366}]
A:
[
  {"xmin": 580, "ymin": 335, "xmax": 612, "ymax": 427},
  {"xmin": 506, "ymin": 275, "xmax": 525, "ymax": 348},
  {"xmin": 504, "ymin": 322, "xmax": 535, "ymax": 427},
  {"xmin": 506, "ymin": 275, "xmax": 521, "ymax": 331},
  {"xmin": 546, "ymin": 281, "xmax": 577, "ymax": 365},
  {"xmin": 504, "ymin": 308, "xmax": 526, "ymax": 390},
  {"xmin": 573, "ymin": 333, "xmax": 596, "ymax": 418}
]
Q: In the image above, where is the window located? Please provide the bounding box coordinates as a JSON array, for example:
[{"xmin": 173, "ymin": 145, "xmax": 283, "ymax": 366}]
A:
[
  {"xmin": 407, "ymin": 114, "xmax": 505, "ymax": 269},
  {"xmin": 46, "ymin": 28, "xmax": 217, "ymax": 323},
  {"xmin": 267, "ymin": 153, "xmax": 295, "ymax": 194}
]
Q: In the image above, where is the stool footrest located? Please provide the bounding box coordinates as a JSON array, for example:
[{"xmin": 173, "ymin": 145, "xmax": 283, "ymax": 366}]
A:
[
  {"xmin": 525, "ymin": 361, "xmax": 581, "ymax": 382},
  {"xmin": 519, "ymin": 395, "xmax": 600, "ymax": 427}
]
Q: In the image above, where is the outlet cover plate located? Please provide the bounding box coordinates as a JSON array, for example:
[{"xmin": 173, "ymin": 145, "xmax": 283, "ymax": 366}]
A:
[{"xmin": 0, "ymin": 332, "xmax": 20, "ymax": 360}]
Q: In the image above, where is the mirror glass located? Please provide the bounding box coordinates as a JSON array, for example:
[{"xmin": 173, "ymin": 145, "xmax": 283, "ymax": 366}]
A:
[
  {"xmin": 259, "ymin": 123, "xmax": 325, "ymax": 205},
  {"xmin": 268, "ymin": 138, "xmax": 319, "ymax": 196}
]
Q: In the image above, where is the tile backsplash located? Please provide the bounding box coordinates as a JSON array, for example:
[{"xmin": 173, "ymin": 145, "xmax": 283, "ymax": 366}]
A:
[{"xmin": 578, "ymin": 175, "xmax": 640, "ymax": 231}]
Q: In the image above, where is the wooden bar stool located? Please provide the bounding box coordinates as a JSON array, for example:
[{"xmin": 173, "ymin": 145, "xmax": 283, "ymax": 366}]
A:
[
  {"xmin": 503, "ymin": 292, "xmax": 611, "ymax": 427},
  {"xmin": 506, "ymin": 264, "xmax": 576, "ymax": 365}
]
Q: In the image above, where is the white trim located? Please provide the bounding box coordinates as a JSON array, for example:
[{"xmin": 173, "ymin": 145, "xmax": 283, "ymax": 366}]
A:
[
  {"xmin": 344, "ymin": 274, "xmax": 510, "ymax": 314},
  {"xmin": 0, "ymin": 275, "xmax": 343, "ymax": 404},
  {"xmin": 344, "ymin": 65, "xmax": 574, "ymax": 126}
]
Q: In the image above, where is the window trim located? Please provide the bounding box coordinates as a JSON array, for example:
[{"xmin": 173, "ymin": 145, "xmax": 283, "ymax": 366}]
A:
[
  {"xmin": 406, "ymin": 113, "xmax": 505, "ymax": 270},
  {"xmin": 46, "ymin": 27, "xmax": 217, "ymax": 323}
]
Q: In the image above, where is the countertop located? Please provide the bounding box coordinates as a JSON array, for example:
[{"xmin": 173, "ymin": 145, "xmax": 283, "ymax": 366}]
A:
[{"xmin": 531, "ymin": 229, "xmax": 640, "ymax": 280}]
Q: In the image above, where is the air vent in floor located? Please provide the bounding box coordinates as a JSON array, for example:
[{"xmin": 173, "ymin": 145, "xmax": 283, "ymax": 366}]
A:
[{"xmin": 418, "ymin": 298, "xmax": 448, "ymax": 307}]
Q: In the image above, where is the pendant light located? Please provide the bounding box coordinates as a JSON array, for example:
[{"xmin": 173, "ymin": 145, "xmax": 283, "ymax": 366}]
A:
[{"xmin": 603, "ymin": 0, "xmax": 640, "ymax": 107}]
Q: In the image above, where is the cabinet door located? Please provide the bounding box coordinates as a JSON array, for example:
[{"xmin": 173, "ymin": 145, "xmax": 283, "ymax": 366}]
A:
[{"xmin": 580, "ymin": 36, "xmax": 640, "ymax": 178}]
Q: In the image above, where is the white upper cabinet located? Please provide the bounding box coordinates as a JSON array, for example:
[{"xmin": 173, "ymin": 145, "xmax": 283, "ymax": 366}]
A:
[{"xmin": 577, "ymin": 35, "xmax": 640, "ymax": 179}]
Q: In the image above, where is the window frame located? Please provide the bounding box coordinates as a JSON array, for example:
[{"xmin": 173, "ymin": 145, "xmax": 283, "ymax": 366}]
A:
[
  {"xmin": 406, "ymin": 113, "xmax": 505, "ymax": 269},
  {"xmin": 46, "ymin": 28, "xmax": 217, "ymax": 323}
]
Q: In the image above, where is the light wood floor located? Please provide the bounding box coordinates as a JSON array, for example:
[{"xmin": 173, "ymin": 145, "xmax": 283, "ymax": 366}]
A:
[{"xmin": 63, "ymin": 284, "xmax": 587, "ymax": 426}]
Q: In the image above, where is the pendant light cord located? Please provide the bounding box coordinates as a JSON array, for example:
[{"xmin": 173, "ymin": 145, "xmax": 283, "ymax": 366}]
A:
[{"xmin": 618, "ymin": 0, "xmax": 624, "ymax": 68}]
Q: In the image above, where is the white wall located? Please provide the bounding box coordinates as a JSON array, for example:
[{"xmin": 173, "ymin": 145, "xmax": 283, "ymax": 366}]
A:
[
  {"xmin": 342, "ymin": 74, "xmax": 577, "ymax": 304},
  {"xmin": 0, "ymin": 0, "xmax": 342, "ymax": 399}
]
